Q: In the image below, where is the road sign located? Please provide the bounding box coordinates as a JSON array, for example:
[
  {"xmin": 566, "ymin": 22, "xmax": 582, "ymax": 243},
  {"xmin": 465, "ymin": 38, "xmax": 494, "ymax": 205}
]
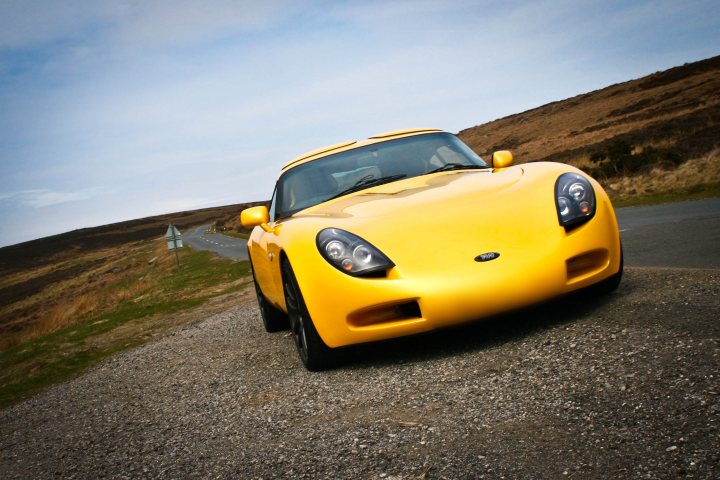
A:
[
  {"xmin": 165, "ymin": 224, "xmax": 183, "ymax": 250},
  {"xmin": 165, "ymin": 224, "xmax": 183, "ymax": 271}
]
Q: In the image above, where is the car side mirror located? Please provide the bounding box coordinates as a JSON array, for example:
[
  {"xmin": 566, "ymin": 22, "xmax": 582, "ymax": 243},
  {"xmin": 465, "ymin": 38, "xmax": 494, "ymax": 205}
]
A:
[
  {"xmin": 491, "ymin": 150, "xmax": 513, "ymax": 170},
  {"xmin": 240, "ymin": 206, "xmax": 270, "ymax": 228}
]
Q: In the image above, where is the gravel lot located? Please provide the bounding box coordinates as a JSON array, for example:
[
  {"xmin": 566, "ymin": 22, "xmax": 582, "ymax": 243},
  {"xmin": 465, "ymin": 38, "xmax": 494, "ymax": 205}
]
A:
[{"xmin": 1, "ymin": 267, "xmax": 718, "ymax": 479}]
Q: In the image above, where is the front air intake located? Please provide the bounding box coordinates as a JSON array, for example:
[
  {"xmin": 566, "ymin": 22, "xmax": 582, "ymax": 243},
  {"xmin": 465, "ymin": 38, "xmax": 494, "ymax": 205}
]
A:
[
  {"xmin": 566, "ymin": 249, "xmax": 610, "ymax": 283},
  {"xmin": 347, "ymin": 301, "xmax": 422, "ymax": 328}
]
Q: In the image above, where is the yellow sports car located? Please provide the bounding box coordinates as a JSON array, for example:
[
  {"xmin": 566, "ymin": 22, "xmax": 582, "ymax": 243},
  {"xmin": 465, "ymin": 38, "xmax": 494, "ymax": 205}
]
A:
[{"xmin": 241, "ymin": 128, "xmax": 622, "ymax": 370}]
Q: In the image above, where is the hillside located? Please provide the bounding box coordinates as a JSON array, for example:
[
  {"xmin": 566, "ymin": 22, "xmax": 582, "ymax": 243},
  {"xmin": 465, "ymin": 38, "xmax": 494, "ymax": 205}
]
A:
[
  {"xmin": 0, "ymin": 200, "xmax": 265, "ymax": 355},
  {"xmin": 0, "ymin": 201, "xmax": 266, "ymax": 275},
  {"xmin": 458, "ymin": 55, "xmax": 720, "ymax": 169}
]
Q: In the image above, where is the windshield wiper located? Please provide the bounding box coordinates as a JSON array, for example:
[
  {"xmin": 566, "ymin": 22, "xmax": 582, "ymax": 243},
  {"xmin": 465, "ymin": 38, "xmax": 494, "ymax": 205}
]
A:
[
  {"xmin": 427, "ymin": 163, "xmax": 489, "ymax": 174},
  {"xmin": 329, "ymin": 174, "xmax": 407, "ymax": 200}
]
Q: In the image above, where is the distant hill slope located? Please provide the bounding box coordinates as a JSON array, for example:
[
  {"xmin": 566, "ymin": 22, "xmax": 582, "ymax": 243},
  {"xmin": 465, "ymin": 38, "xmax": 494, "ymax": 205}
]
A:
[
  {"xmin": 458, "ymin": 55, "xmax": 720, "ymax": 167},
  {"xmin": 0, "ymin": 201, "xmax": 266, "ymax": 274}
]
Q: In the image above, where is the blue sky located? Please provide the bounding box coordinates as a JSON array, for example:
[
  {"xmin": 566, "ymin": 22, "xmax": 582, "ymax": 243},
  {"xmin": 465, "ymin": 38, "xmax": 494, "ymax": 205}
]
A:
[{"xmin": 1, "ymin": 0, "xmax": 719, "ymax": 247}]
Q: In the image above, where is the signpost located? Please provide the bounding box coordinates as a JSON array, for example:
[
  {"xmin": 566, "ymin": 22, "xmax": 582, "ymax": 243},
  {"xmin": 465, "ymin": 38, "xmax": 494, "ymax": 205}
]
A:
[{"xmin": 165, "ymin": 224, "xmax": 183, "ymax": 271}]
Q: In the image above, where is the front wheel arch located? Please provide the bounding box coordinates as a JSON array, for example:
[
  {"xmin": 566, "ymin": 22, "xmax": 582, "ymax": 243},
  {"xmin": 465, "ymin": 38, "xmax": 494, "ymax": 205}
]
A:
[
  {"xmin": 248, "ymin": 251, "xmax": 289, "ymax": 332},
  {"xmin": 280, "ymin": 257, "xmax": 336, "ymax": 371}
]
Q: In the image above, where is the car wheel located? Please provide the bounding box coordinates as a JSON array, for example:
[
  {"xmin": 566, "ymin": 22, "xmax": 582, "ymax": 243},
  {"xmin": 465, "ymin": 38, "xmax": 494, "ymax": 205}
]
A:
[
  {"xmin": 249, "ymin": 257, "xmax": 289, "ymax": 332},
  {"xmin": 281, "ymin": 258, "xmax": 335, "ymax": 371}
]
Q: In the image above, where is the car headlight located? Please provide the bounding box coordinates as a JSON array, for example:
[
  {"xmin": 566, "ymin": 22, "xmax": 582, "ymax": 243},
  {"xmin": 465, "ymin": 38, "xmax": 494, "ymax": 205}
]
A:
[
  {"xmin": 316, "ymin": 228, "xmax": 394, "ymax": 276},
  {"xmin": 555, "ymin": 172, "xmax": 596, "ymax": 227}
]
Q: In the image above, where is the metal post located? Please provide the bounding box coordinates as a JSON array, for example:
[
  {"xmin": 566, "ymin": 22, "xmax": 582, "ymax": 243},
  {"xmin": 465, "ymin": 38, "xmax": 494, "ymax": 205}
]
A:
[
  {"xmin": 173, "ymin": 235, "xmax": 180, "ymax": 272},
  {"xmin": 166, "ymin": 223, "xmax": 183, "ymax": 272}
]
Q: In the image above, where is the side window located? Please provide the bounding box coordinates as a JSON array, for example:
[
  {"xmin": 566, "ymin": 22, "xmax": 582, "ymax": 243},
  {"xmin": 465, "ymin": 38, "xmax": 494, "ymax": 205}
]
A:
[{"xmin": 268, "ymin": 185, "xmax": 278, "ymax": 222}]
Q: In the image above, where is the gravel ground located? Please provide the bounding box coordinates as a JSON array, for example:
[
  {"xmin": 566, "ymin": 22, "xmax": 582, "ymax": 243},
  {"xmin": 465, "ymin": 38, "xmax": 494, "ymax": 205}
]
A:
[{"xmin": 1, "ymin": 267, "xmax": 718, "ymax": 479}]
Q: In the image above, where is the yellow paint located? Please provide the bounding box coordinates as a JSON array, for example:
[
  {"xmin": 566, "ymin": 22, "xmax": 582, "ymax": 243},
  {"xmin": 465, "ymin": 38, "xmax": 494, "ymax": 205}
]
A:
[
  {"xmin": 242, "ymin": 130, "xmax": 622, "ymax": 349},
  {"xmin": 492, "ymin": 150, "xmax": 513, "ymax": 170}
]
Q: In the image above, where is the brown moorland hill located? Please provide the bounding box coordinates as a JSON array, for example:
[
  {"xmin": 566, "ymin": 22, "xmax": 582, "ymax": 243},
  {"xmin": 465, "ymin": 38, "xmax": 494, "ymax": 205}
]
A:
[
  {"xmin": 458, "ymin": 55, "xmax": 720, "ymax": 168},
  {"xmin": 0, "ymin": 201, "xmax": 264, "ymax": 353},
  {"xmin": 0, "ymin": 201, "xmax": 265, "ymax": 276}
]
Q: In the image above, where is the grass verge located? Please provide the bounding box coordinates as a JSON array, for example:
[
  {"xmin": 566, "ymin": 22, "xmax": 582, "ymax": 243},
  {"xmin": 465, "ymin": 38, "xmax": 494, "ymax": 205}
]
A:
[
  {"xmin": 0, "ymin": 241, "xmax": 251, "ymax": 408},
  {"xmin": 611, "ymin": 182, "xmax": 720, "ymax": 208}
]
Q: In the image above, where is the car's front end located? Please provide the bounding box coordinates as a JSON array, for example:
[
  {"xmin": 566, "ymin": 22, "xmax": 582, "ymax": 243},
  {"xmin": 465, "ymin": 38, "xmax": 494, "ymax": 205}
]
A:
[
  {"xmin": 242, "ymin": 129, "xmax": 622, "ymax": 368},
  {"xmin": 266, "ymin": 161, "xmax": 620, "ymax": 348}
]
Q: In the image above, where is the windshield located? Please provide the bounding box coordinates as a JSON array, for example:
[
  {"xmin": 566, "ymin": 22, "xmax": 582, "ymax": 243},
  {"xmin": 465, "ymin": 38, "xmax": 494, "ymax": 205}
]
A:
[{"xmin": 275, "ymin": 132, "xmax": 487, "ymax": 219}]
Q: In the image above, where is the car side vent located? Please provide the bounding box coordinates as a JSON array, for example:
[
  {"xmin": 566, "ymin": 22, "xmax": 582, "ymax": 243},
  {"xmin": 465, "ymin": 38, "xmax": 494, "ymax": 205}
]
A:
[
  {"xmin": 347, "ymin": 301, "xmax": 422, "ymax": 328},
  {"xmin": 566, "ymin": 249, "xmax": 609, "ymax": 284}
]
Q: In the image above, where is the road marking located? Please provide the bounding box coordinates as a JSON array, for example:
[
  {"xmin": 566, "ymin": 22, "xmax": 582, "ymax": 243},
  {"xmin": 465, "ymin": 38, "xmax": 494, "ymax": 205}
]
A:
[{"xmin": 620, "ymin": 229, "xmax": 630, "ymax": 232}]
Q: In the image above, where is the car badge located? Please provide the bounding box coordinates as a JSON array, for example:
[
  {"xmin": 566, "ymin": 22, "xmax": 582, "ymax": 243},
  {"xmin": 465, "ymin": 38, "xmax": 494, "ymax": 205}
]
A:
[{"xmin": 475, "ymin": 252, "xmax": 500, "ymax": 262}]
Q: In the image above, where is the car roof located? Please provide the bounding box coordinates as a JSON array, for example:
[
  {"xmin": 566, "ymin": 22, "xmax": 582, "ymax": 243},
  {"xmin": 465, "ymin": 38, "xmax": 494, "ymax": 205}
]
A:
[{"xmin": 281, "ymin": 128, "xmax": 444, "ymax": 172}]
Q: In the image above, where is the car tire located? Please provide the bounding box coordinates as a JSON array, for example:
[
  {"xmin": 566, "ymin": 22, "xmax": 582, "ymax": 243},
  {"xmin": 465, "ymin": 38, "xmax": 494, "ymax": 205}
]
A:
[
  {"xmin": 249, "ymin": 256, "xmax": 289, "ymax": 332},
  {"xmin": 281, "ymin": 258, "xmax": 335, "ymax": 371}
]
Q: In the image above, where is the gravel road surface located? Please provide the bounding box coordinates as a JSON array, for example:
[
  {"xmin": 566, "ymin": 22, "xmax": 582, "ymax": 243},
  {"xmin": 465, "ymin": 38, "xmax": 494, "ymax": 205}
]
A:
[{"xmin": 1, "ymin": 201, "xmax": 719, "ymax": 479}]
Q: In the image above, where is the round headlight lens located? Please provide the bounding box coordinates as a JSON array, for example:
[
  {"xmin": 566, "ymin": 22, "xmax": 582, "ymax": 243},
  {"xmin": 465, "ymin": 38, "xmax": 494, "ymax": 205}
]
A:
[
  {"xmin": 325, "ymin": 240, "xmax": 346, "ymax": 260},
  {"xmin": 558, "ymin": 197, "xmax": 571, "ymax": 217},
  {"xmin": 568, "ymin": 182, "xmax": 586, "ymax": 201},
  {"xmin": 353, "ymin": 245, "xmax": 373, "ymax": 264}
]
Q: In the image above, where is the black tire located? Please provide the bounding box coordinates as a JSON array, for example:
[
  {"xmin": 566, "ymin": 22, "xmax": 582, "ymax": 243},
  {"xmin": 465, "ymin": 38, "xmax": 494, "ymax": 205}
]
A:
[
  {"xmin": 281, "ymin": 258, "xmax": 335, "ymax": 371},
  {"xmin": 591, "ymin": 245, "xmax": 624, "ymax": 295},
  {"xmin": 249, "ymin": 257, "xmax": 289, "ymax": 332}
]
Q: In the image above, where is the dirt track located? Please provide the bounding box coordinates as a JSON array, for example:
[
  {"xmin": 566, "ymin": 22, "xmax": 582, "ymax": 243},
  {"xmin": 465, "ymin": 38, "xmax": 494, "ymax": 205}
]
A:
[{"xmin": 1, "ymin": 266, "xmax": 718, "ymax": 479}]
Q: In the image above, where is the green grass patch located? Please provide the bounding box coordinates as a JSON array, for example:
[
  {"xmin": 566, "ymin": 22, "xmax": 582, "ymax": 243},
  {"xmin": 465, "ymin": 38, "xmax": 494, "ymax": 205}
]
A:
[
  {"xmin": 611, "ymin": 182, "xmax": 720, "ymax": 208},
  {"xmin": 0, "ymin": 245, "xmax": 250, "ymax": 408}
]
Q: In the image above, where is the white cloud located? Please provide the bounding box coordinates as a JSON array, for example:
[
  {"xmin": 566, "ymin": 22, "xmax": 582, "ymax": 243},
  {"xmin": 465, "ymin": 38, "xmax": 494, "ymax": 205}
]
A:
[
  {"xmin": 0, "ymin": 187, "xmax": 113, "ymax": 208},
  {"xmin": 0, "ymin": 1, "xmax": 297, "ymax": 49},
  {"xmin": 0, "ymin": 1, "xmax": 109, "ymax": 48}
]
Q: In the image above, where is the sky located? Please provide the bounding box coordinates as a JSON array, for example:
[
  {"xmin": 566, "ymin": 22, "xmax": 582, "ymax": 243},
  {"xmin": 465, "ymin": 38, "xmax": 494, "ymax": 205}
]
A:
[{"xmin": 1, "ymin": 0, "xmax": 719, "ymax": 247}]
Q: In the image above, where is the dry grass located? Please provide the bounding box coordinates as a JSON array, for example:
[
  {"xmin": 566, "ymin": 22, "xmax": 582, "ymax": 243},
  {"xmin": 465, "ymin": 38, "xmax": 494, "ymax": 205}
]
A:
[
  {"xmin": 606, "ymin": 149, "xmax": 720, "ymax": 197},
  {"xmin": 459, "ymin": 55, "xmax": 720, "ymax": 167},
  {"xmin": 31, "ymin": 294, "xmax": 100, "ymax": 338},
  {"xmin": 1, "ymin": 236, "xmax": 253, "ymax": 407},
  {"xmin": 0, "ymin": 238, "xmax": 182, "ymax": 351}
]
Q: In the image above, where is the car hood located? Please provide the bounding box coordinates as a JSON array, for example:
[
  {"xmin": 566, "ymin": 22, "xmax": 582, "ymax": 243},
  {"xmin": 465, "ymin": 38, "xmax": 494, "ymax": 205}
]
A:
[
  {"xmin": 288, "ymin": 166, "xmax": 541, "ymax": 265},
  {"xmin": 292, "ymin": 167, "xmax": 524, "ymax": 222},
  {"xmin": 280, "ymin": 163, "xmax": 582, "ymax": 278}
]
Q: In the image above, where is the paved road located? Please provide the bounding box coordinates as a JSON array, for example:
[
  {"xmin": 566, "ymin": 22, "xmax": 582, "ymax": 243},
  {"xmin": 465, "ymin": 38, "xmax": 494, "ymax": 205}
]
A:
[
  {"xmin": 617, "ymin": 198, "xmax": 720, "ymax": 268},
  {"xmin": 183, "ymin": 224, "xmax": 248, "ymax": 261}
]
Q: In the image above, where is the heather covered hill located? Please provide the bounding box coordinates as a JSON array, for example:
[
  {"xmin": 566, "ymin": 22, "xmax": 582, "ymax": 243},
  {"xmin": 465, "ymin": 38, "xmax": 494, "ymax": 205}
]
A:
[
  {"xmin": 458, "ymin": 55, "xmax": 720, "ymax": 168},
  {"xmin": 0, "ymin": 201, "xmax": 265, "ymax": 275}
]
